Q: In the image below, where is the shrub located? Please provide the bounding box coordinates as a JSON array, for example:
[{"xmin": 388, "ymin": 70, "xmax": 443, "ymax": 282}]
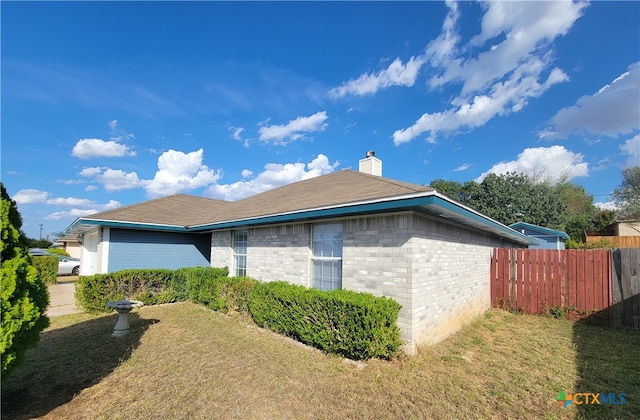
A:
[
  {"xmin": 248, "ymin": 282, "xmax": 402, "ymax": 360},
  {"xmin": 32, "ymin": 255, "xmax": 58, "ymax": 285},
  {"xmin": 76, "ymin": 269, "xmax": 175, "ymax": 313},
  {"xmin": 1, "ymin": 184, "xmax": 49, "ymax": 378},
  {"xmin": 75, "ymin": 266, "xmax": 229, "ymax": 313},
  {"xmin": 44, "ymin": 248, "xmax": 70, "ymax": 257},
  {"xmin": 203, "ymin": 276, "xmax": 257, "ymax": 314}
]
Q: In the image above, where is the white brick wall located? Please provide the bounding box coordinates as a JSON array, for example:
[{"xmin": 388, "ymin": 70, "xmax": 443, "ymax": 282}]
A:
[{"xmin": 209, "ymin": 212, "xmax": 520, "ymax": 354}]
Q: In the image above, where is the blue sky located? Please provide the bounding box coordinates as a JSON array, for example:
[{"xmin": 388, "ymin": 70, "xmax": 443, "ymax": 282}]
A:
[{"xmin": 2, "ymin": 1, "xmax": 639, "ymax": 240}]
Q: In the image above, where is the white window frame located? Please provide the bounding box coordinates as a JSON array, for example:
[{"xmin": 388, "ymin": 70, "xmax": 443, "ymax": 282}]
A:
[
  {"xmin": 233, "ymin": 230, "xmax": 248, "ymax": 277},
  {"xmin": 311, "ymin": 222, "xmax": 343, "ymax": 291}
]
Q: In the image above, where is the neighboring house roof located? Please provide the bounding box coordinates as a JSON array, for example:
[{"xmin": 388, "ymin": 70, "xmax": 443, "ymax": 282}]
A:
[
  {"xmin": 68, "ymin": 170, "xmax": 536, "ymax": 246},
  {"xmin": 509, "ymin": 222, "xmax": 570, "ymax": 240}
]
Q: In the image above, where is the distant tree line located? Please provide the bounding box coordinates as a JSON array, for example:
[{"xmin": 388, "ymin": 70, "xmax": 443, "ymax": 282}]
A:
[{"xmin": 428, "ymin": 167, "xmax": 640, "ymax": 243}]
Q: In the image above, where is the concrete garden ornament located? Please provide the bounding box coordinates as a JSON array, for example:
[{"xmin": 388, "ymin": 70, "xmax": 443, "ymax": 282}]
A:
[{"xmin": 106, "ymin": 300, "xmax": 144, "ymax": 337}]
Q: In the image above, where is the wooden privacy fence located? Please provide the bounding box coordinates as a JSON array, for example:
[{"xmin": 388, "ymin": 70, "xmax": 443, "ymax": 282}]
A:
[
  {"xmin": 611, "ymin": 248, "xmax": 640, "ymax": 330},
  {"xmin": 586, "ymin": 235, "xmax": 640, "ymax": 248},
  {"xmin": 491, "ymin": 248, "xmax": 640, "ymax": 330}
]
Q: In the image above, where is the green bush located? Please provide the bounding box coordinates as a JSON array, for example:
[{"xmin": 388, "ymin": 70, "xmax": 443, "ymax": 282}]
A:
[
  {"xmin": 76, "ymin": 269, "xmax": 175, "ymax": 313},
  {"xmin": 75, "ymin": 266, "xmax": 229, "ymax": 313},
  {"xmin": 44, "ymin": 248, "xmax": 70, "ymax": 257},
  {"xmin": 32, "ymin": 256, "xmax": 58, "ymax": 285},
  {"xmin": 1, "ymin": 184, "xmax": 49, "ymax": 378},
  {"xmin": 203, "ymin": 276, "xmax": 257, "ymax": 313},
  {"xmin": 248, "ymin": 282, "xmax": 402, "ymax": 360}
]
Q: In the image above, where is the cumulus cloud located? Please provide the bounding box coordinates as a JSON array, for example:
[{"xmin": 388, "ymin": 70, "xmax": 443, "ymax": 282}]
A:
[
  {"xmin": 258, "ymin": 111, "xmax": 328, "ymax": 145},
  {"xmin": 72, "ymin": 138, "xmax": 136, "ymax": 159},
  {"xmin": 328, "ymin": 56, "xmax": 426, "ymax": 98},
  {"xmin": 79, "ymin": 166, "xmax": 145, "ymax": 192},
  {"xmin": 388, "ymin": 0, "xmax": 585, "ymax": 144},
  {"xmin": 78, "ymin": 149, "xmax": 221, "ymax": 197},
  {"xmin": 241, "ymin": 169, "xmax": 253, "ymax": 178},
  {"xmin": 205, "ymin": 154, "xmax": 339, "ymax": 201},
  {"xmin": 595, "ymin": 200, "xmax": 618, "ymax": 211},
  {"xmin": 475, "ymin": 145, "xmax": 588, "ymax": 183},
  {"xmin": 145, "ymin": 149, "xmax": 222, "ymax": 197},
  {"xmin": 13, "ymin": 189, "xmax": 49, "ymax": 204},
  {"xmin": 620, "ymin": 134, "xmax": 640, "ymax": 167},
  {"xmin": 12, "ymin": 188, "xmax": 121, "ymax": 220},
  {"xmin": 541, "ymin": 63, "xmax": 640, "ymax": 139}
]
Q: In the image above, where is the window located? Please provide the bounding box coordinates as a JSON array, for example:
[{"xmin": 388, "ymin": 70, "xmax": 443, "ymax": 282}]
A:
[
  {"xmin": 311, "ymin": 223, "xmax": 343, "ymax": 291},
  {"xmin": 233, "ymin": 231, "xmax": 247, "ymax": 277}
]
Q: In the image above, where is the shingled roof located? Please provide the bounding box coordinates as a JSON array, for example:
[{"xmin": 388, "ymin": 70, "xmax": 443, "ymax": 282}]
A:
[
  {"xmin": 76, "ymin": 170, "xmax": 432, "ymax": 228},
  {"xmin": 82, "ymin": 194, "xmax": 231, "ymax": 227}
]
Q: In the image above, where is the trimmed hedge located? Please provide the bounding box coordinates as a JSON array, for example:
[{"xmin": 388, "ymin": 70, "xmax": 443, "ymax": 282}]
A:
[
  {"xmin": 248, "ymin": 281, "xmax": 402, "ymax": 360},
  {"xmin": 75, "ymin": 266, "xmax": 402, "ymax": 360},
  {"xmin": 32, "ymin": 256, "xmax": 58, "ymax": 285},
  {"xmin": 75, "ymin": 267, "xmax": 229, "ymax": 313}
]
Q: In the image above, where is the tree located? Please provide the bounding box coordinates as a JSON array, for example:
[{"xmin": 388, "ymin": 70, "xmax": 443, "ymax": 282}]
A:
[
  {"xmin": 612, "ymin": 166, "xmax": 640, "ymax": 219},
  {"xmin": 554, "ymin": 179, "xmax": 597, "ymax": 240},
  {"xmin": 1, "ymin": 183, "xmax": 49, "ymax": 378}
]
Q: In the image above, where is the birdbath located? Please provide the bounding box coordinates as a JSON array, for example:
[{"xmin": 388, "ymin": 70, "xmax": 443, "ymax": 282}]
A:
[{"xmin": 106, "ymin": 300, "xmax": 144, "ymax": 337}]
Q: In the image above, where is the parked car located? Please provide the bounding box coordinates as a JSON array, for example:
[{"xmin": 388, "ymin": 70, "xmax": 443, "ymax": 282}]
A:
[{"xmin": 29, "ymin": 249, "xmax": 80, "ymax": 276}]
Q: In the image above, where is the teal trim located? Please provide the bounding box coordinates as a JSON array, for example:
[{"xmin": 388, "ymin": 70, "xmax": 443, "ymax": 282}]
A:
[
  {"xmin": 191, "ymin": 196, "xmax": 430, "ymax": 230},
  {"xmin": 70, "ymin": 193, "xmax": 535, "ymax": 246},
  {"xmin": 509, "ymin": 222, "xmax": 569, "ymax": 239},
  {"xmin": 76, "ymin": 219, "xmax": 189, "ymax": 232}
]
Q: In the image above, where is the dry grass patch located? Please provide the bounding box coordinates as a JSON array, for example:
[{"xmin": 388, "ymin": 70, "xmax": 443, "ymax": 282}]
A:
[{"xmin": 2, "ymin": 304, "xmax": 638, "ymax": 419}]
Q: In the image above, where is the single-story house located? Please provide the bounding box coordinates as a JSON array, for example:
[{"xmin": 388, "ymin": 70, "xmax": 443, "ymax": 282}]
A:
[
  {"xmin": 53, "ymin": 234, "xmax": 83, "ymax": 259},
  {"xmin": 67, "ymin": 152, "xmax": 535, "ymax": 353},
  {"xmin": 509, "ymin": 222, "xmax": 569, "ymax": 250}
]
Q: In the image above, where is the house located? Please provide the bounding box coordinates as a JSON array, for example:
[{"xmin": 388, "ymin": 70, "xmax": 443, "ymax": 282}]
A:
[
  {"xmin": 66, "ymin": 152, "xmax": 535, "ymax": 353},
  {"xmin": 509, "ymin": 222, "xmax": 569, "ymax": 250},
  {"xmin": 54, "ymin": 234, "xmax": 83, "ymax": 259}
]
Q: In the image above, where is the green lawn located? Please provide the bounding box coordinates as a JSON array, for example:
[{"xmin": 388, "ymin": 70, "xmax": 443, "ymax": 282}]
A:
[{"xmin": 2, "ymin": 303, "xmax": 638, "ymax": 419}]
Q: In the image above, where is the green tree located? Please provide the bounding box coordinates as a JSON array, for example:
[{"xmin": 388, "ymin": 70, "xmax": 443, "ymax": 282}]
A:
[
  {"xmin": 1, "ymin": 183, "xmax": 49, "ymax": 379},
  {"xmin": 592, "ymin": 209, "xmax": 617, "ymax": 231},
  {"xmin": 554, "ymin": 179, "xmax": 596, "ymax": 240},
  {"xmin": 612, "ymin": 166, "xmax": 640, "ymax": 219}
]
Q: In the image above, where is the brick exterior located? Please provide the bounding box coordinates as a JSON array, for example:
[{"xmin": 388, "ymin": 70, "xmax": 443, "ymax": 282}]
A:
[{"xmin": 209, "ymin": 212, "xmax": 522, "ymax": 354}]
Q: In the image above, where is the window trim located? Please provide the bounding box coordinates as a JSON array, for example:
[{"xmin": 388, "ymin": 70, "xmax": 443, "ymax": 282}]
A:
[
  {"xmin": 233, "ymin": 230, "xmax": 248, "ymax": 277},
  {"xmin": 311, "ymin": 222, "xmax": 343, "ymax": 291}
]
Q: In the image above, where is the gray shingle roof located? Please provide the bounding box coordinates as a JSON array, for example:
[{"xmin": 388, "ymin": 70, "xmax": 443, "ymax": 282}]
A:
[{"xmin": 80, "ymin": 170, "xmax": 433, "ymax": 227}]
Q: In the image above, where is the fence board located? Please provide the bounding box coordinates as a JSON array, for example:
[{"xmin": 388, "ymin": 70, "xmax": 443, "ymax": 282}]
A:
[{"xmin": 492, "ymin": 248, "xmax": 639, "ymax": 330}]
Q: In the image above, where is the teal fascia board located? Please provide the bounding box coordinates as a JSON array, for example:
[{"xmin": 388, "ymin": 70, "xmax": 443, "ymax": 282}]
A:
[
  {"xmin": 192, "ymin": 196, "xmax": 431, "ymax": 230},
  {"xmin": 509, "ymin": 222, "xmax": 570, "ymax": 239},
  {"xmin": 74, "ymin": 218, "xmax": 189, "ymax": 232}
]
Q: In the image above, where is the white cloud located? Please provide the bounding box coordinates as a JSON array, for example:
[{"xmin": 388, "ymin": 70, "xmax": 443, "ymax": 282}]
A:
[
  {"xmin": 620, "ymin": 134, "xmax": 640, "ymax": 167},
  {"xmin": 145, "ymin": 149, "xmax": 222, "ymax": 197},
  {"xmin": 391, "ymin": 0, "xmax": 585, "ymax": 144},
  {"xmin": 72, "ymin": 138, "xmax": 136, "ymax": 159},
  {"xmin": 13, "ymin": 189, "xmax": 49, "ymax": 204},
  {"xmin": 595, "ymin": 200, "xmax": 618, "ymax": 211},
  {"xmin": 453, "ymin": 163, "xmax": 473, "ymax": 172},
  {"xmin": 542, "ymin": 63, "xmax": 640, "ymax": 138},
  {"xmin": 13, "ymin": 188, "xmax": 121, "ymax": 220},
  {"xmin": 258, "ymin": 111, "xmax": 328, "ymax": 145},
  {"xmin": 241, "ymin": 169, "xmax": 253, "ymax": 178},
  {"xmin": 205, "ymin": 154, "xmax": 339, "ymax": 201},
  {"xmin": 393, "ymin": 61, "xmax": 568, "ymax": 144},
  {"xmin": 78, "ymin": 149, "xmax": 222, "ymax": 197},
  {"xmin": 328, "ymin": 56, "xmax": 426, "ymax": 98},
  {"xmin": 228, "ymin": 126, "xmax": 249, "ymax": 147},
  {"xmin": 475, "ymin": 145, "xmax": 588, "ymax": 183}
]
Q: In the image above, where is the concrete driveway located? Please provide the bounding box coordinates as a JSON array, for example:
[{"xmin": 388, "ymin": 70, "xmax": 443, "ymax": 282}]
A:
[{"xmin": 46, "ymin": 277, "xmax": 83, "ymax": 317}]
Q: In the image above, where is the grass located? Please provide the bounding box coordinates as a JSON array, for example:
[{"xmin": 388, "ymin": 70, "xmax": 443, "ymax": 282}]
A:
[{"xmin": 2, "ymin": 303, "xmax": 639, "ymax": 419}]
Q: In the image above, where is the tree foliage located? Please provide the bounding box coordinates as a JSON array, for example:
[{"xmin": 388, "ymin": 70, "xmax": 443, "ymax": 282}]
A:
[
  {"xmin": 430, "ymin": 172, "xmax": 598, "ymax": 241},
  {"xmin": 1, "ymin": 183, "xmax": 49, "ymax": 379},
  {"xmin": 612, "ymin": 166, "xmax": 640, "ymax": 219}
]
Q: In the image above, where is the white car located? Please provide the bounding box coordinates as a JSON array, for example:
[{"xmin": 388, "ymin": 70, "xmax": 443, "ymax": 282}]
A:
[{"xmin": 29, "ymin": 249, "xmax": 80, "ymax": 276}]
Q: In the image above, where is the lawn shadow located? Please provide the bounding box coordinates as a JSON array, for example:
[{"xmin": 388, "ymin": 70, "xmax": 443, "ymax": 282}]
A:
[
  {"xmin": 571, "ymin": 299, "xmax": 640, "ymax": 419},
  {"xmin": 1, "ymin": 312, "xmax": 157, "ymax": 420}
]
